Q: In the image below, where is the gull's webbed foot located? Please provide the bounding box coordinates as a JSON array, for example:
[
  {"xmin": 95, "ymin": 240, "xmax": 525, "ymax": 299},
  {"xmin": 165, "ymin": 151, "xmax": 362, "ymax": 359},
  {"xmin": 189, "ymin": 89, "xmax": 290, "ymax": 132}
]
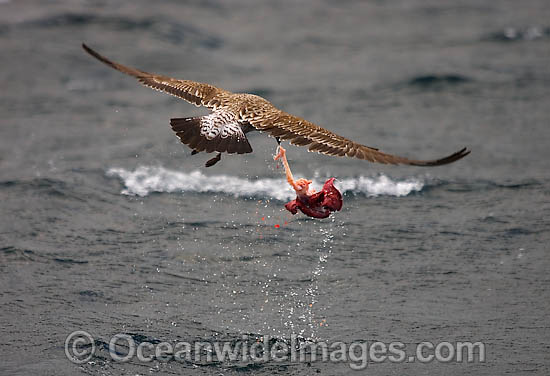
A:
[{"xmin": 205, "ymin": 153, "xmax": 222, "ymax": 167}]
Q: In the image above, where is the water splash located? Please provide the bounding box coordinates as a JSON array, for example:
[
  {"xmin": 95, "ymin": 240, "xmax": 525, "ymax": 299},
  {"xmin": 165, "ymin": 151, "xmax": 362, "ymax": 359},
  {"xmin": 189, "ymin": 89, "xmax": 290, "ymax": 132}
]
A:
[
  {"xmin": 107, "ymin": 165, "xmax": 424, "ymax": 200},
  {"xmin": 301, "ymin": 222, "xmax": 336, "ymax": 340},
  {"xmin": 273, "ymin": 217, "xmax": 342, "ymax": 341}
]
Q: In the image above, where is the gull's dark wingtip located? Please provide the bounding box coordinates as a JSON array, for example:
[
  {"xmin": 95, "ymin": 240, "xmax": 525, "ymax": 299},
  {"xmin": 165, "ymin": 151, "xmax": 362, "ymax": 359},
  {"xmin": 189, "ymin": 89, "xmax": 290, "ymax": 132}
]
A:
[
  {"xmin": 411, "ymin": 147, "xmax": 471, "ymax": 166},
  {"xmin": 82, "ymin": 43, "xmax": 92, "ymax": 54},
  {"xmin": 82, "ymin": 43, "xmax": 103, "ymax": 62}
]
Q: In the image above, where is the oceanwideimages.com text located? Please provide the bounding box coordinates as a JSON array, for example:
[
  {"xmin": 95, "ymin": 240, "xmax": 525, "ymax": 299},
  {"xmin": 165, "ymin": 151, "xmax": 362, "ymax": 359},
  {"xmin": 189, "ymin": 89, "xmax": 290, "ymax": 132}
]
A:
[{"xmin": 66, "ymin": 331, "xmax": 485, "ymax": 370}]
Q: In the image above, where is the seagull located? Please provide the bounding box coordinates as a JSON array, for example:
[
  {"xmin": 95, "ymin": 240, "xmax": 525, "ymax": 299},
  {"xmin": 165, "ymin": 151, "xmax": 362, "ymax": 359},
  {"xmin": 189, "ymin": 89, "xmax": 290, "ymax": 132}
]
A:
[{"xmin": 82, "ymin": 44, "xmax": 470, "ymax": 168}]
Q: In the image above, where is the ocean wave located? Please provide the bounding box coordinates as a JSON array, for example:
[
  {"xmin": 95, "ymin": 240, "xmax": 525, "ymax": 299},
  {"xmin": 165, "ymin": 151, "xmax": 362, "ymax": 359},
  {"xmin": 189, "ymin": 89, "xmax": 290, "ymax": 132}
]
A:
[
  {"xmin": 488, "ymin": 26, "xmax": 550, "ymax": 42},
  {"xmin": 19, "ymin": 13, "xmax": 222, "ymax": 48},
  {"xmin": 407, "ymin": 74, "xmax": 471, "ymax": 89},
  {"xmin": 107, "ymin": 166, "xmax": 424, "ymax": 200}
]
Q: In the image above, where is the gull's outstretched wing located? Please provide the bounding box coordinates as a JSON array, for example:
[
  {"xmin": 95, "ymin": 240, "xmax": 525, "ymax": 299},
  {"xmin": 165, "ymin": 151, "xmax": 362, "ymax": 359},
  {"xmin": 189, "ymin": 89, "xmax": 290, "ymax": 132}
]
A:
[
  {"xmin": 242, "ymin": 108, "xmax": 470, "ymax": 166},
  {"xmin": 82, "ymin": 43, "xmax": 228, "ymax": 109},
  {"xmin": 83, "ymin": 43, "xmax": 469, "ymax": 166}
]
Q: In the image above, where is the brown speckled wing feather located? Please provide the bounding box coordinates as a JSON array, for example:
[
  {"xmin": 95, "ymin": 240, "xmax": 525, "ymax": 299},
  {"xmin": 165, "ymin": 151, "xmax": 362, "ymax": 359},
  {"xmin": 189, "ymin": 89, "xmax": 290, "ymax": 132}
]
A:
[
  {"xmin": 82, "ymin": 44, "xmax": 227, "ymax": 109},
  {"xmin": 243, "ymin": 108, "xmax": 470, "ymax": 166}
]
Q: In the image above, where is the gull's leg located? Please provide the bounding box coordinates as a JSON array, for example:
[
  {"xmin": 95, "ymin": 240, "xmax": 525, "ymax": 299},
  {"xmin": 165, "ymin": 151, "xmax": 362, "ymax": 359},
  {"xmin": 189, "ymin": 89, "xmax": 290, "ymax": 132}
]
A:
[
  {"xmin": 274, "ymin": 146, "xmax": 300, "ymax": 191},
  {"xmin": 205, "ymin": 153, "xmax": 222, "ymax": 167}
]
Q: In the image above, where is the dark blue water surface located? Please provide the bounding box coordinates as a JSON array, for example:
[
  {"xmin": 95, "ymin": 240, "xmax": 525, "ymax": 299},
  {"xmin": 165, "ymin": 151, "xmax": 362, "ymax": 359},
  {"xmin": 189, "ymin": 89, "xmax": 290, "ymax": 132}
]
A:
[{"xmin": 1, "ymin": 1, "xmax": 549, "ymax": 375}]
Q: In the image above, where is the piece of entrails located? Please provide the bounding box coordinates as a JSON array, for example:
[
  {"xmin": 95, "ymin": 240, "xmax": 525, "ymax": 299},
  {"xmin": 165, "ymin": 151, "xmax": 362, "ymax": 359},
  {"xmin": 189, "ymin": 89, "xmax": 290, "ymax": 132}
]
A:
[{"xmin": 274, "ymin": 146, "xmax": 342, "ymax": 219}]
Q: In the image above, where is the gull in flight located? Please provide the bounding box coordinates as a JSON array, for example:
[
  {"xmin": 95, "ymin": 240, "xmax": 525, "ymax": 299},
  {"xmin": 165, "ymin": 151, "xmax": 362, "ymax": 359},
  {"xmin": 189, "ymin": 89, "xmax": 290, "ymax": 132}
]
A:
[{"xmin": 82, "ymin": 44, "xmax": 470, "ymax": 167}]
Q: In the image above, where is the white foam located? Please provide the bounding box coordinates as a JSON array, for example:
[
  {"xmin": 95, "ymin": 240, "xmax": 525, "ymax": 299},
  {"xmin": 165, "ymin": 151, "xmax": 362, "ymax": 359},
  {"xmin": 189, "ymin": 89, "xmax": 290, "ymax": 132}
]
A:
[
  {"xmin": 337, "ymin": 174, "xmax": 424, "ymax": 198},
  {"xmin": 107, "ymin": 166, "xmax": 424, "ymax": 200}
]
